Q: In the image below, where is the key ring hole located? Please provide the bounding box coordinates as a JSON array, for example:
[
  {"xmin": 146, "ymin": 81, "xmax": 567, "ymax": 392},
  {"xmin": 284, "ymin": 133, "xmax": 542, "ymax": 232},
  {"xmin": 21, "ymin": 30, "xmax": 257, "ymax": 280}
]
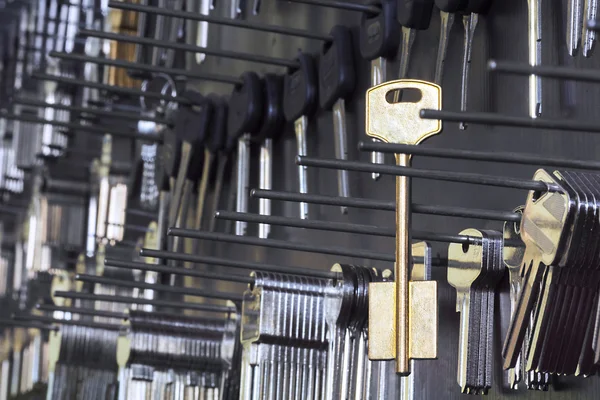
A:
[{"xmin": 385, "ymin": 88, "xmax": 422, "ymax": 104}]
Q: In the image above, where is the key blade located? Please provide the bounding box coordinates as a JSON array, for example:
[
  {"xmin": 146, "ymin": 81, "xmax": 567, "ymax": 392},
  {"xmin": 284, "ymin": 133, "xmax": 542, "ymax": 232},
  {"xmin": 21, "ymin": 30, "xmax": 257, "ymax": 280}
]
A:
[{"xmin": 365, "ymin": 80, "xmax": 442, "ymax": 145}]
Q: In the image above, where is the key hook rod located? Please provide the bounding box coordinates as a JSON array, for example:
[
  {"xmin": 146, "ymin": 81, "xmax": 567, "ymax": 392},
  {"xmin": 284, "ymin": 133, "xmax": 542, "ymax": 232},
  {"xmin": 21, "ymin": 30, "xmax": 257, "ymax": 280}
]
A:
[
  {"xmin": 104, "ymin": 258, "xmax": 255, "ymax": 284},
  {"xmin": 49, "ymin": 51, "xmax": 244, "ymax": 85},
  {"xmin": 0, "ymin": 319, "xmax": 55, "ymax": 331},
  {"xmin": 108, "ymin": 1, "xmax": 332, "ymax": 41},
  {"xmin": 138, "ymin": 249, "xmax": 340, "ymax": 279},
  {"xmin": 36, "ymin": 304, "xmax": 126, "ymax": 320},
  {"xmin": 488, "ymin": 59, "xmax": 600, "ymax": 83},
  {"xmin": 168, "ymin": 228, "xmax": 395, "ymax": 261},
  {"xmin": 12, "ymin": 314, "xmax": 121, "ymax": 331},
  {"xmin": 127, "ymin": 208, "xmax": 158, "ymax": 219},
  {"xmin": 0, "ymin": 112, "xmax": 160, "ymax": 142},
  {"xmin": 52, "ymin": 291, "xmax": 236, "ymax": 313},
  {"xmin": 79, "ymin": 30, "xmax": 299, "ymax": 68},
  {"xmin": 250, "ymin": 189, "xmax": 522, "ymax": 222},
  {"xmin": 360, "ymin": 140, "xmax": 600, "ymax": 170},
  {"xmin": 74, "ymin": 274, "xmax": 245, "ymax": 302},
  {"xmin": 32, "ymin": 73, "xmax": 194, "ymax": 104},
  {"xmin": 587, "ymin": 19, "xmax": 600, "ymax": 30},
  {"xmin": 13, "ymin": 98, "xmax": 171, "ymax": 125},
  {"xmin": 420, "ymin": 110, "xmax": 600, "ymax": 134},
  {"xmin": 297, "ymin": 157, "xmax": 561, "ymax": 192},
  {"xmin": 283, "ymin": 0, "xmax": 380, "ymax": 13},
  {"xmin": 214, "ymin": 211, "xmax": 524, "ymax": 246}
]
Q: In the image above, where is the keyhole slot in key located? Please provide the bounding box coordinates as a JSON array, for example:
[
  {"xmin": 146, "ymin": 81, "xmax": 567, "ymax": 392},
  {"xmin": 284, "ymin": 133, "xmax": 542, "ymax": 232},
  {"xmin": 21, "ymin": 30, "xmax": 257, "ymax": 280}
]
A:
[{"xmin": 385, "ymin": 87, "xmax": 422, "ymax": 104}]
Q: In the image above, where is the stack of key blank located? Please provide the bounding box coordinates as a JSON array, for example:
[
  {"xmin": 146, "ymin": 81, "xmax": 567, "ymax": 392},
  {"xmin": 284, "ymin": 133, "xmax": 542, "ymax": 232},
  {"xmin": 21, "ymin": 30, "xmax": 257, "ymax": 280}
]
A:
[
  {"xmin": 504, "ymin": 169, "xmax": 600, "ymax": 376},
  {"xmin": 448, "ymin": 229, "xmax": 504, "ymax": 394}
]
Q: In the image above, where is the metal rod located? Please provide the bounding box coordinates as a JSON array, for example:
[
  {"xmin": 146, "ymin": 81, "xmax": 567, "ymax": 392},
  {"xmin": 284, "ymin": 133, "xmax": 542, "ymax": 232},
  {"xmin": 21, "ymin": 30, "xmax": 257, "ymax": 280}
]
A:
[
  {"xmin": 12, "ymin": 98, "xmax": 171, "ymax": 125},
  {"xmin": 359, "ymin": 141, "xmax": 600, "ymax": 170},
  {"xmin": 217, "ymin": 210, "xmax": 395, "ymax": 235},
  {"xmin": 139, "ymin": 249, "xmax": 340, "ymax": 279},
  {"xmin": 0, "ymin": 112, "xmax": 161, "ymax": 142},
  {"xmin": 36, "ymin": 304, "xmax": 126, "ymax": 319},
  {"xmin": 126, "ymin": 208, "xmax": 157, "ymax": 219},
  {"xmin": 419, "ymin": 110, "xmax": 600, "ymax": 135},
  {"xmin": 49, "ymin": 51, "xmax": 243, "ymax": 85},
  {"xmin": 32, "ymin": 73, "xmax": 193, "ymax": 105},
  {"xmin": 79, "ymin": 29, "xmax": 298, "ymax": 68},
  {"xmin": 12, "ymin": 314, "xmax": 121, "ymax": 331},
  {"xmin": 74, "ymin": 274, "xmax": 245, "ymax": 302},
  {"xmin": 488, "ymin": 59, "xmax": 600, "ymax": 83},
  {"xmin": 106, "ymin": 223, "xmax": 155, "ymax": 234},
  {"xmin": 168, "ymin": 229, "xmax": 395, "ymax": 261},
  {"xmin": 108, "ymin": 1, "xmax": 332, "ymax": 41},
  {"xmin": 587, "ymin": 19, "xmax": 600, "ymax": 30},
  {"xmin": 214, "ymin": 211, "xmax": 523, "ymax": 246},
  {"xmin": 283, "ymin": 0, "xmax": 379, "ymax": 13},
  {"xmin": 0, "ymin": 319, "xmax": 55, "ymax": 331},
  {"xmin": 297, "ymin": 157, "xmax": 560, "ymax": 192},
  {"xmin": 0, "ymin": 204, "xmax": 26, "ymax": 215},
  {"xmin": 52, "ymin": 291, "xmax": 236, "ymax": 313},
  {"xmin": 250, "ymin": 189, "xmax": 522, "ymax": 222},
  {"xmin": 104, "ymin": 258, "xmax": 255, "ymax": 284}
]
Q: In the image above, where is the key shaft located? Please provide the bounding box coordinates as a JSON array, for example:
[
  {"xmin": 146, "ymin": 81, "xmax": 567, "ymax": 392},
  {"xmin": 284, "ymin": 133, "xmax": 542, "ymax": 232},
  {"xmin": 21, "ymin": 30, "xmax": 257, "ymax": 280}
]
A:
[
  {"xmin": 259, "ymin": 138, "xmax": 273, "ymax": 238},
  {"xmin": 527, "ymin": 0, "xmax": 542, "ymax": 117}
]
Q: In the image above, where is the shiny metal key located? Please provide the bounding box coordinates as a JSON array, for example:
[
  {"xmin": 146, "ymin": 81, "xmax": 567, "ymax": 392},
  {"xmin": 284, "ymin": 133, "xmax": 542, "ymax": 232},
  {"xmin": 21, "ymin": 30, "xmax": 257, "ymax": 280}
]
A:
[
  {"xmin": 186, "ymin": 0, "xmax": 210, "ymax": 67},
  {"xmin": 294, "ymin": 117, "xmax": 309, "ymax": 220},
  {"xmin": 366, "ymin": 80, "xmax": 441, "ymax": 374},
  {"xmin": 369, "ymin": 58, "xmax": 387, "ymax": 181},
  {"xmin": 332, "ymin": 98, "xmax": 350, "ymax": 213},
  {"xmin": 451, "ymin": 229, "xmax": 504, "ymax": 394},
  {"xmin": 459, "ymin": 13, "xmax": 478, "ymax": 130},
  {"xmin": 434, "ymin": 11, "xmax": 455, "ymax": 86},
  {"xmin": 448, "ymin": 230, "xmax": 486, "ymax": 393},
  {"xmin": 235, "ymin": 133, "xmax": 251, "ymax": 236},
  {"xmin": 503, "ymin": 170, "xmax": 572, "ymax": 370},
  {"xmin": 568, "ymin": 0, "xmax": 584, "ymax": 55},
  {"xmin": 583, "ymin": 0, "xmax": 598, "ymax": 56},
  {"xmin": 528, "ymin": 0, "xmax": 542, "ymax": 117},
  {"xmin": 502, "ymin": 206, "xmax": 525, "ymax": 389},
  {"xmin": 195, "ymin": 148, "xmax": 214, "ymax": 231},
  {"xmin": 259, "ymin": 138, "xmax": 272, "ymax": 238}
]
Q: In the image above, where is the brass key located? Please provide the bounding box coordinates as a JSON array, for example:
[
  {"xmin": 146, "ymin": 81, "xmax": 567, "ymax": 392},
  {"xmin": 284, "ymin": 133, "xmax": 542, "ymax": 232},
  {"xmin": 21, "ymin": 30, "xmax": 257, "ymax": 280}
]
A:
[{"xmin": 366, "ymin": 80, "xmax": 442, "ymax": 374}]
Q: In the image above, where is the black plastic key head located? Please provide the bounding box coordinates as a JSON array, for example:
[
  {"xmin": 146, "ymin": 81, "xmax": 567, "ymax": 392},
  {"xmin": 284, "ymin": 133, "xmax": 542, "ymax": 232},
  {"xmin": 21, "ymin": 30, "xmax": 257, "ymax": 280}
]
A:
[
  {"xmin": 319, "ymin": 25, "xmax": 356, "ymax": 110},
  {"xmin": 226, "ymin": 71, "xmax": 263, "ymax": 151},
  {"xmin": 175, "ymin": 90, "xmax": 210, "ymax": 144},
  {"xmin": 155, "ymin": 126, "xmax": 181, "ymax": 191},
  {"xmin": 464, "ymin": 0, "xmax": 493, "ymax": 14},
  {"xmin": 205, "ymin": 94, "xmax": 228, "ymax": 155},
  {"xmin": 434, "ymin": 0, "xmax": 468, "ymax": 12},
  {"xmin": 283, "ymin": 52, "xmax": 318, "ymax": 122},
  {"xmin": 254, "ymin": 74, "xmax": 285, "ymax": 142},
  {"xmin": 397, "ymin": 0, "xmax": 435, "ymax": 30},
  {"xmin": 127, "ymin": 157, "xmax": 144, "ymax": 202},
  {"xmin": 359, "ymin": 0, "xmax": 400, "ymax": 60},
  {"xmin": 181, "ymin": 91, "xmax": 213, "ymax": 183}
]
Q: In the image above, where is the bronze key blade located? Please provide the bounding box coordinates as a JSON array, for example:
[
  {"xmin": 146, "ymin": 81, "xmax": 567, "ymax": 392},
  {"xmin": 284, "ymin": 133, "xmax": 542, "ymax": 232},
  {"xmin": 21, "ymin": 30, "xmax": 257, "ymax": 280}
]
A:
[
  {"xmin": 503, "ymin": 169, "xmax": 571, "ymax": 369},
  {"xmin": 366, "ymin": 80, "xmax": 442, "ymax": 375}
]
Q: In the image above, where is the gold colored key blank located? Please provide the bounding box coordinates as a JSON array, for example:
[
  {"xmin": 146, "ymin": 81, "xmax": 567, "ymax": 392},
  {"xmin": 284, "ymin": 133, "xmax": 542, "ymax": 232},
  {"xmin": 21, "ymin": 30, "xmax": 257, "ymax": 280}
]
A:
[{"xmin": 366, "ymin": 80, "xmax": 442, "ymax": 375}]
